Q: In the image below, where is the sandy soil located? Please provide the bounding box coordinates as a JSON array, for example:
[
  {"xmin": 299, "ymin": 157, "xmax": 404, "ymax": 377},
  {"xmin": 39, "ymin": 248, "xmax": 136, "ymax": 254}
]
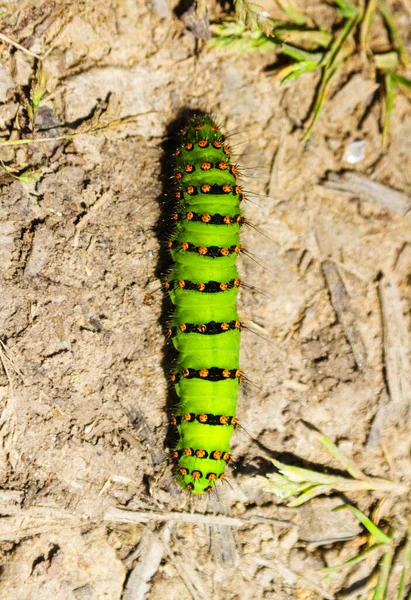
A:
[{"xmin": 0, "ymin": 1, "xmax": 410, "ymax": 599}]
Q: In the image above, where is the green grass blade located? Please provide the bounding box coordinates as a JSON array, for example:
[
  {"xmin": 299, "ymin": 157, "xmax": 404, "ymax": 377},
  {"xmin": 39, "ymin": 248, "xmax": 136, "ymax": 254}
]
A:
[
  {"xmin": 16, "ymin": 167, "xmax": 43, "ymax": 184},
  {"xmin": 272, "ymin": 459, "xmax": 338, "ymax": 485},
  {"xmin": 333, "ymin": 0, "xmax": 359, "ymax": 18},
  {"xmin": 280, "ymin": 43, "xmax": 324, "ymax": 63},
  {"xmin": 325, "ymin": 13, "xmax": 359, "ymax": 70},
  {"xmin": 302, "ymin": 63, "xmax": 338, "ymax": 141},
  {"xmin": 398, "ymin": 570, "xmax": 407, "ymax": 600},
  {"xmin": 275, "ymin": 28, "xmax": 332, "ymax": 48},
  {"xmin": 317, "ymin": 431, "xmax": 367, "ymax": 480},
  {"xmin": 0, "ymin": 160, "xmax": 42, "ymax": 184},
  {"xmin": 280, "ymin": 60, "xmax": 322, "ymax": 84},
  {"xmin": 302, "ymin": 9, "xmax": 360, "ymax": 140},
  {"xmin": 211, "ymin": 21, "xmax": 246, "ymax": 36},
  {"xmin": 397, "ymin": 528, "xmax": 411, "ymax": 600},
  {"xmin": 275, "ymin": 0, "xmax": 308, "ymax": 25},
  {"xmin": 333, "ymin": 505, "xmax": 392, "ymax": 544},
  {"xmin": 378, "ymin": 0, "xmax": 408, "ymax": 66},
  {"xmin": 27, "ymin": 67, "xmax": 46, "ymax": 125},
  {"xmin": 372, "ymin": 549, "xmax": 394, "ymax": 600},
  {"xmin": 383, "ymin": 72, "xmax": 396, "ymax": 145},
  {"xmin": 264, "ymin": 472, "xmax": 314, "ymax": 499},
  {"xmin": 392, "ymin": 74, "xmax": 411, "ymax": 88},
  {"xmin": 285, "ymin": 483, "xmax": 323, "ymax": 503},
  {"xmin": 287, "ymin": 483, "xmax": 338, "ymax": 506},
  {"xmin": 209, "ymin": 23, "xmax": 278, "ymax": 52},
  {"xmin": 209, "ymin": 24, "xmax": 330, "ymax": 54},
  {"xmin": 321, "ymin": 543, "xmax": 384, "ymax": 574},
  {"xmin": 361, "ymin": 0, "xmax": 377, "ymax": 55}
]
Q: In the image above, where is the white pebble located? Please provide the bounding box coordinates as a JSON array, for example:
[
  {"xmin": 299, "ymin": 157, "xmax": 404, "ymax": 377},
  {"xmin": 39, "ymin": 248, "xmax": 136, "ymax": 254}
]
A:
[{"xmin": 344, "ymin": 139, "xmax": 366, "ymax": 164}]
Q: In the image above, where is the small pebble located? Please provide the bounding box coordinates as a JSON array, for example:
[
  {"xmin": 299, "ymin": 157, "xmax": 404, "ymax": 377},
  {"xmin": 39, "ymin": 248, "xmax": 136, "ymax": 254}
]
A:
[{"xmin": 344, "ymin": 139, "xmax": 366, "ymax": 164}]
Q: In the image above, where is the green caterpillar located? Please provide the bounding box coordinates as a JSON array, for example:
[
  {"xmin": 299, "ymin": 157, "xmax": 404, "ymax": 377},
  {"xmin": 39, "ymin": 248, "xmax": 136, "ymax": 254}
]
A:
[{"xmin": 166, "ymin": 115, "xmax": 245, "ymax": 494}]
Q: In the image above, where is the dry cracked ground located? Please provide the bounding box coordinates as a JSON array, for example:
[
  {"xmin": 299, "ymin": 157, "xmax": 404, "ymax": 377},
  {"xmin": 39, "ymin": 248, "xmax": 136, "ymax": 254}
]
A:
[{"xmin": 0, "ymin": 1, "xmax": 410, "ymax": 599}]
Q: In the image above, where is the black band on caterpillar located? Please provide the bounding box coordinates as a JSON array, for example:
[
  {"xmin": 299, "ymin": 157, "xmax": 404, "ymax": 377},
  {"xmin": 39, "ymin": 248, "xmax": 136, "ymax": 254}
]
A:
[
  {"xmin": 167, "ymin": 241, "xmax": 242, "ymax": 256},
  {"xmin": 172, "ymin": 212, "xmax": 246, "ymax": 225},
  {"xmin": 181, "ymin": 183, "xmax": 241, "ymax": 196},
  {"xmin": 165, "ymin": 278, "xmax": 241, "ymax": 293},
  {"xmin": 175, "ymin": 161, "xmax": 238, "ymax": 175},
  {"xmin": 171, "ymin": 367, "xmax": 242, "ymax": 382},
  {"xmin": 167, "ymin": 320, "xmax": 241, "ymax": 337},
  {"xmin": 173, "ymin": 448, "xmax": 231, "ymax": 462},
  {"xmin": 171, "ymin": 413, "xmax": 238, "ymax": 426}
]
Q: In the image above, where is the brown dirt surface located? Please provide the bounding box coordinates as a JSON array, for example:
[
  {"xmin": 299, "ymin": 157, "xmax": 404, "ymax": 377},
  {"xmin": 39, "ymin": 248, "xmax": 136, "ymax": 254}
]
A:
[{"xmin": 0, "ymin": 1, "xmax": 410, "ymax": 599}]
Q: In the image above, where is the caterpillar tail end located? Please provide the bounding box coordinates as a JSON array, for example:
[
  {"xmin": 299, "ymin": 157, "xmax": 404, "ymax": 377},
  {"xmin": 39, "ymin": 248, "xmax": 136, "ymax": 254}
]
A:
[{"xmin": 176, "ymin": 471, "xmax": 224, "ymax": 494}]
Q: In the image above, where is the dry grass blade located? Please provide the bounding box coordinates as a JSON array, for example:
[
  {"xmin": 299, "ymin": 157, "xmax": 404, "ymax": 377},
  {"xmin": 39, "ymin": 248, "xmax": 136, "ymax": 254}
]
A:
[
  {"xmin": 0, "ymin": 507, "xmax": 84, "ymax": 541},
  {"xmin": 0, "ymin": 114, "xmax": 153, "ymax": 148},
  {"xmin": 168, "ymin": 534, "xmax": 210, "ymax": 600}
]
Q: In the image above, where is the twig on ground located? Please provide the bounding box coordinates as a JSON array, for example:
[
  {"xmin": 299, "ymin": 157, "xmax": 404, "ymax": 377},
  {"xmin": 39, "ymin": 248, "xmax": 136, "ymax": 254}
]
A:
[
  {"xmin": 322, "ymin": 172, "xmax": 411, "ymax": 216},
  {"xmin": 378, "ymin": 275, "xmax": 411, "ymax": 419},
  {"xmin": 0, "ymin": 32, "xmax": 43, "ymax": 59},
  {"xmin": 122, "ymin": 526, "xmax": 168, "ymax": 600},
  {"xmin": 322, "ymin": 260, "xmax": 368, "ymax": 369},
  {"xmin": 104, "ymin": 506, "xmax": 295, "ymax": 528}
]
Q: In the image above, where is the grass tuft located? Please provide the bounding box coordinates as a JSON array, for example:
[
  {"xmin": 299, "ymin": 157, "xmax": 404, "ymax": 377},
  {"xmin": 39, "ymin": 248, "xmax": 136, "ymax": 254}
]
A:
[
  {"xmin": 322, "ymin": 506, "xmax": 411, "ymax": 600},
  {"xmin": 208, "ymin": 0, "xmax": 410, "ymax": 142},
  {"xmin": 260, "ymin": 426, "xmax": 406, "ymax": 506},
  {"xmin": 259, "ymin": 424, "xmax": 410, "ymax": 597}
]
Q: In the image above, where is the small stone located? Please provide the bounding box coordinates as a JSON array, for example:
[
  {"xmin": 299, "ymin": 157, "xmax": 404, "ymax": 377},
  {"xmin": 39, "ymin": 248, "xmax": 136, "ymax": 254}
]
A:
[{"xmin": 344, "ymin": 139, "xmax": 366, "ymax": 164}]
